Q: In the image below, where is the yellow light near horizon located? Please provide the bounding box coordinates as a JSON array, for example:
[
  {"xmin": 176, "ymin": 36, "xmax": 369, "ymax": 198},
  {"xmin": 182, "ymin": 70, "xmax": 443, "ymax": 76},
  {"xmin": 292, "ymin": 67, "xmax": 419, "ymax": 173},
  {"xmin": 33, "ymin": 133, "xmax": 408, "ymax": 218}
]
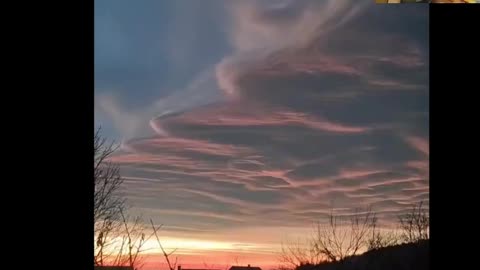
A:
[
  {"xmin": 151, "ymin": 238, "xmax": 237, "ymax": 253},
  {"xmin": 96, "ymin": 236, "xmax": 248, "ymax": 256}
]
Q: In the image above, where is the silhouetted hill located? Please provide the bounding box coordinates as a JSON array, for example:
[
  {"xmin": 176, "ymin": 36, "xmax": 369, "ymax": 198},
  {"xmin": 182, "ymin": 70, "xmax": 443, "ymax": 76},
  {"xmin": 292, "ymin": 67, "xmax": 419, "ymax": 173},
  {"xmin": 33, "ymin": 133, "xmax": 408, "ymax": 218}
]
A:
[{"xmin": 296, "ymin": 240, "xmax": 429, "ymax": 270}]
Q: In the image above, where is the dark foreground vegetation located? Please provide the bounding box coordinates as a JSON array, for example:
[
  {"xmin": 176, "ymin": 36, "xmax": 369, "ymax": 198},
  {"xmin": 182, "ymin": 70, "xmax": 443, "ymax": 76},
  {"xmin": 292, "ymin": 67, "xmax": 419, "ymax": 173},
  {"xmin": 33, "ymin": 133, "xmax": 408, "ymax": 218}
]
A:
[{"xmin": 296, "ymin": 240, "xmax": 428, "ymax": 270}]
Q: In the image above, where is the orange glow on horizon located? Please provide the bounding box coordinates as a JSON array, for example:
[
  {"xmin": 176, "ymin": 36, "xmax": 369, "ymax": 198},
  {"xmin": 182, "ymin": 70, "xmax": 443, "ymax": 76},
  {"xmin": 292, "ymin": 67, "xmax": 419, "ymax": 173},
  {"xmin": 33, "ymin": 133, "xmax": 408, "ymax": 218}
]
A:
[
  {"xmin": 138, "ymin": 251, "xmax": 282, "ymax": 270},
  {"xmin": 96, "ymin": 226, "xmax": 409, "ymax": 270},
  {"xmin": 96, "ymin": 235, "xmax": 283, "ymax": 270},
  {"xmin": 98, "ymin": 250, "xmax": 281, "ymax": 270}
]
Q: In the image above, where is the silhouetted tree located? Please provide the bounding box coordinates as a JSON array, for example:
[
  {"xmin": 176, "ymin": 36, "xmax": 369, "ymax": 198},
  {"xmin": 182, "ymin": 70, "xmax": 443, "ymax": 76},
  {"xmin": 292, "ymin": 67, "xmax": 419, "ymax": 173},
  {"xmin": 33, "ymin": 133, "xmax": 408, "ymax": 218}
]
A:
[
  {"xmin": 367, "ymin": 213, "xmax": 399, "ymax": 251},
  {"xmin": 95, "ymin": 129, "xmax": 151, "ymax": 269},
  {"xmin": 398, "ymin": 201, "xmax": 429, "ymax": 243},
  {"xmin": 95, "ymin": 218, "xmax": 118, "ymax": 266},
  {"xmin": 279, "ymin": 238, "xmax": 322, "ymax": 268},
  {"xmin": 114, "ymin": 211, "xmax": 156, "ymax": 269},
  {"xmin": 312, "ymin": 208, "xmax": 375, "ymax": 262},
  {"xmin": 94, "ymin": 128, "xmax": 125, "ymax": 225},
  {"xmin": 151, "ymin": 219, "xmax": 179, "ymax": 270},
  {"xmin": 94, "ymin": 129, "xmax": 178, "ymax": 269},
  {"xmin": 95, "ymin": 210, "xmax": 155, "ymax": 269},
  {"xmin": 279, "ymin": 207, "xmax": 375, "ymax": 268},
  {"xmin": 95, "ymin": 128, "xmax": 125, "ymax": 266}
]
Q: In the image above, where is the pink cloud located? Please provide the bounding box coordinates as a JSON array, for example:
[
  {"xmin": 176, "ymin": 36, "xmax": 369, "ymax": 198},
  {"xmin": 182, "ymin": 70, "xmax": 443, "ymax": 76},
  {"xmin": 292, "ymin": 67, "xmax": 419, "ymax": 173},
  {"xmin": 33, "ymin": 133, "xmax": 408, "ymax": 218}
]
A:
[
  {"xmin": 378, "ymin": 55, "xmax": 425, "ymax": 68},
  {"xmin": 163, "ymin": 103, "xmax": 370, "ymax": 134},
  {"xmin": 406, "ymin": 160, "xmax": 429, "ymax": 171},
  {"xmin": 405, "ymin": 136, "xmax": 429, "ymax": 156},
  {"xmin": 137, "ymin": 137, "xmax": 253, "ymax": 157},
  {"xmin": 367, "ymin": 79, "xmax": 421, "ymax": 90},
  {"xmin": 108, "ymin": 153, "xmax": 196, "ymax": 166},
  {"xmin": 143, "ymin": 208, "xmax": 245, "ymax": 222},
  {"xmin": 337, "ymin": 169, "xmax": 387, "ymax": 179},
  {"xmin": 255, "ymin": 52, "xmax": 363, "ymax": 76}
]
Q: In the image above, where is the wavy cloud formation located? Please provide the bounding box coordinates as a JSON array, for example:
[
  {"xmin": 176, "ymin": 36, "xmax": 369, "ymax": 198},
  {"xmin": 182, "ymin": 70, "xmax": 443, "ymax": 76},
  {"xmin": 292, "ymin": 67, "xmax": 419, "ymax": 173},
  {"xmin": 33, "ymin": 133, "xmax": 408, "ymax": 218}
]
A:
[{"xmin": 97, "ymin": 0, "xmax": 428, "ymax": 255}]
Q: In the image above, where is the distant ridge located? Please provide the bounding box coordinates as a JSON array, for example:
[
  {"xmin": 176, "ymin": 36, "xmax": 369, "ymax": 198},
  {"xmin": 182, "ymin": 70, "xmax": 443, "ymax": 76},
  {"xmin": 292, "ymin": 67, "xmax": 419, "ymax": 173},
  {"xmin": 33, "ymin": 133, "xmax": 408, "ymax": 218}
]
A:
[{"xmin": 296, "ymin": 240, "xmax": 429, "ymax": 270}]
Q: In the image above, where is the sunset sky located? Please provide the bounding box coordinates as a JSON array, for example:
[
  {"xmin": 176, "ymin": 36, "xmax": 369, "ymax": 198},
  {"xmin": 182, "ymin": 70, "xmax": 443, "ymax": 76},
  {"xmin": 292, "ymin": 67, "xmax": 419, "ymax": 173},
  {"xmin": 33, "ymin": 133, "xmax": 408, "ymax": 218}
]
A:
[{"xmin": 95, "ymin": 1, "xmax": 429, "ymax": 269}]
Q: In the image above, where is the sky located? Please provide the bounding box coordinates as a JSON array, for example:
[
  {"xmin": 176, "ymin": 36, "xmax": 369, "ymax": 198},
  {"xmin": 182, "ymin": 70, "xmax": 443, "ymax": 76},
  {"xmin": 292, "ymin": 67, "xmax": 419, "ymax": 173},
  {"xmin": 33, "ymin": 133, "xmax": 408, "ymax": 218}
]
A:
[{"xmin": 95, "ymin": 0, "xmax": 429, "ymax": 269}]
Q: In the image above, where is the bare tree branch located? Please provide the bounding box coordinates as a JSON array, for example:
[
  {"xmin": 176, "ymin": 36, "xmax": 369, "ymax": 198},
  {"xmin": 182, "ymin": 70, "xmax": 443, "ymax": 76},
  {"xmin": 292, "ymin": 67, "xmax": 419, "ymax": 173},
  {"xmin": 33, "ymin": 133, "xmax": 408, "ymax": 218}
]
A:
[
  {"xmin": 94, "ymin": 127, "xmax": 125, "ymax": 226},
  {"xmin": 150, "ymin": 219, "xmax": 178, "ymax": 270},
  {"xmin": 366, "ymin": 213, "xmax": 399, "ymax": 251},
  {"xmin": 94, "ymin": 128, "xmax": 126, "ymax": 266},
  {"xmin": 93, "ymin": 129, "xmax": 179, "ymax": 270},
  {"xmin": 95, "ymin": 128, "xmax": 153, "ymax": 269},
  {"xmin": 398, "ymin": 201, "xmax": 429, "ymax": 244},
  {"xmin": 312, "ymin": 207, "xmax": 375, "ymax": 262},
  {"xmin": 279, "ymin": 237, "xmax": 323, "ymax": 268}
]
